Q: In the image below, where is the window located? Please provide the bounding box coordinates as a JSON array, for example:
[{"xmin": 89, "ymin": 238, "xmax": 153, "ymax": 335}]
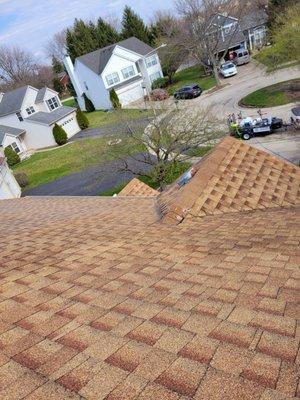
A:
[
  {"xmin": 16, "ymin": 112, "xmax": 23, "ymax": 122},
  {"xmin": 61, "ymin": 117, "xmax": 73, "ymax": 127},
  {"xmin": 84, "ymin": 81, "xmax": 89, "ymax": 90},
  {"xmin": 9, "ymin": 142, "xmax": 21, "ymax": 154},
  {"xmin": 26, "ymin": 106, "xmax": 35, "ymax": 115},
  {"xmin": 146, "ymin": 55, "xmax": 158, "ymax": 68},
  {"xmin": 150, "ymin": 71, "xmax": 161, "ymax": 83},
  {"xmin": 47, "ymin": 96, "xmax": 59, "ymax": 111},
  {"xmin": 105, "ymin": 72, "xmax": 120, "ymax": 86},
  {"xmin": 121, "ymin": 65, "xmax": 135, "ymax": 79}
]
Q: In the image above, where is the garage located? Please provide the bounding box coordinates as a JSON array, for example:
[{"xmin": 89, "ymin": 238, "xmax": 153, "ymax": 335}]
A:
[{"xmin": 116, "ymin": 80, "xmax": 144, "ymax": 106}]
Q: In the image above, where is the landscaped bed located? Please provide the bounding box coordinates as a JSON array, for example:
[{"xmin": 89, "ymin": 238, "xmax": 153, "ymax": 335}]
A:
[{"xmin": 240, "ymin": 79, "xmax": 300, "ymax": 108}]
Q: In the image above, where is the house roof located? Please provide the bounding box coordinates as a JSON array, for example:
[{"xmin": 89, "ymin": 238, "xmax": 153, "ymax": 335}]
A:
[
  {"xmin": 158, "ymin": 137, "xmax": 300, "ymax": 224},
  {"xmin": 0, "ymin": 86, "xmax": 29, "ymax": 117},
  {"xmin": 0, "ymin": 125, "xmax": 26, "ymax": 145},
  {"xmin": 241, "ymin": 9, "xmax": 268, "ymax": 31},
  {"xmin": 77, "ymin": 37, "xmax": 154, "ymax": 75},
  {"xmin": 119, "ymin": 178, "xmax": 159, "ymax": 197},
  {"xmin": 209, "ymin": 13, "xmax": 238, "ymax": 28},
  {"xmin": 25, "ymin": 106, "xmax": 76, "ymax": 126},
  {"xmin": 0, "ymin": 137, "xmax": 299, "ymax": 400},
  {"xmin": 35, "ymin": 87, "xmax": 47, "ymax": 103}
]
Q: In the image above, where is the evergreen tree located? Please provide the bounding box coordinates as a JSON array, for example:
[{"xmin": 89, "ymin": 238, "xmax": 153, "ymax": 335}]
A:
[
  {"xmin": 83, "ymin": 93, "xmax": 95, "ymax": 112},
  {"xmin": 66, "ymin": 19, "xmax": 99, "ymax": 61},
  {"xmin": 53, "ymin": 124, "xmax": 68, "ymax": 145},
  {"xmin": 109, "ymin": 89, "xmax": 121, "ymax": 109},
  {"xmin": 4, "ymin": 146, "xmax": 20, "ymax": 166},
  {"xmin": 76, "ymin": 109, "xmax": 89, "ymax": 129},
  {"xmin": 52, "ymin": 56, "xmax": 64, "ymax": 74},
  {"xmin": 121, "ymin": 6, "xmax": 152, "ymax": 45},
  {"xmin": 53, "ymin": 77, "xmax": 64, "ymax": 94},
  {"xmin": 95, "ymin": 18, "xmax": 120, "ymax": 49}
]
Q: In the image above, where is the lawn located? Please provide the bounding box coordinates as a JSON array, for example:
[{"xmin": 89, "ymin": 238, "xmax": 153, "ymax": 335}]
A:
[
  {"xmin": 13, "ymin": 135, "xmax": 145, "ymax": 189},
  {"xmin": 167, "ymin": 66, "xmax": 216, "ymax": 95},
  {"xmin": 240, "ymin": 79, "xmax": 300, "ymax": 108},
  {"xmin": 62, "ymin": 98, "xmax": 77, "ymax": 107},
  {"xmin": 86, "ymin": 109, "xmax": 155, "ymax": 128}
]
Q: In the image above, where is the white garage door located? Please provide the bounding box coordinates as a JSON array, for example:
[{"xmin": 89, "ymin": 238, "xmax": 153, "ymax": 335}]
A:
[{"xmin": 116, "ymin": 83, "xmax": 144, "ymax": 106}]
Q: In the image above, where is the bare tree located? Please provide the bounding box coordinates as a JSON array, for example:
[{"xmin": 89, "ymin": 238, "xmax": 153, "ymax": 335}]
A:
[
  {"xmin": 45, "ymin": 30, "xmax": 67, "ymax": 62},
  {"xmin": 105, "ymin": 107, "xmax": 224, "ymax": 190},
  {"xmin": 175, "ymin": 0, "xmax": 247, "ymax": 86},
  {"xmin": 0, "ymin": 45, "xmax": 39, "ymax": 85}
]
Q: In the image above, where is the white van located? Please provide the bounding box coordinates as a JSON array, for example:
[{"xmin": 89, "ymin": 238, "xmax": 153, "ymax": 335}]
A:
[{"xmin": 232, "ymin": 49, "xmax": 250, "ymax": 66}]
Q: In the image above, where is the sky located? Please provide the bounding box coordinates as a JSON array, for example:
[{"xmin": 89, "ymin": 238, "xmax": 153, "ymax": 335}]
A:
[{"xmin": 0, "ymin": 0, "xmax": 174, "ymax": 61}]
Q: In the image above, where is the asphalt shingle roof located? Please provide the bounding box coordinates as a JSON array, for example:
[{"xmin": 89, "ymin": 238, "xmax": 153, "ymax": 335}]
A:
[
  {"xmin": 0, "ymin": 86, "xmax": 29, "ymax": 117},
  {"xmin": 26, "ymin": 106, "xmax": 76, "ymax": 125},
  {"xmin": 241, "ymin": 9, "xmax": 268, "ymax": 31},
  {"xmin": 119, "ymin": 178, "xmax": 159, "ymax": 197},
  {"xmin": 35, "ymin": 87, "xmax": 47, "ymax": 103},
  {"xmin": 0, "ymin": 125, "xmax": 26, "ymax": 145},
  {"xmin": 77, "ymin": 37, "xmax": 154, "ymax": 75},
  {"xmin": 0, "ymin": 137, "xmax": 299, "ymax": 400}
]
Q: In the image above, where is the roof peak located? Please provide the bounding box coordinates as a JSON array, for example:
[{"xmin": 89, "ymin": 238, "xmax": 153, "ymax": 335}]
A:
[{"xmin": 158, "ymin": 137, "xmax": 300, "ymax": 224}]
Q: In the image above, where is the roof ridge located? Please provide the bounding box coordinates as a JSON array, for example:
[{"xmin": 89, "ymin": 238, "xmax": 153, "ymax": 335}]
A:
[{"xmin": 157, "ymin": 136, "xmax": 300, "ymax": 225}]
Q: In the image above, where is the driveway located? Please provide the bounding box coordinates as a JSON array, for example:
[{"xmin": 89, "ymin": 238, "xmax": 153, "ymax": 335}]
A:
[
  {"xmin": 24, "ymin": 154, "xmax": 153, "ymax": 197},
  {"xmin": 248, "ymin": 130, "xmax": 300, "ymax": 165},
  {"xmin": 184, "ymin": 62, "xmax": 300, "ymax": 121}
]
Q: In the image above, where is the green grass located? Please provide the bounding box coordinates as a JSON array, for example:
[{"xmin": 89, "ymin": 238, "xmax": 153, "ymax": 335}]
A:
[
  {"xmin": 99, "ymin": 183, "xmax": 127, "ymax": 196},
  {"xmin": 13, "ymin": 135, "xmax": 145, "ymax": 189},
  {"xmin": 240, "ymin": 78, "xmax": 300, "ymax": 108},
  {"xmin": 86, "ymin": 109, "xmax": 155, "ymax": 129},
  {"xmin": 62, "ymin": 98, "xmax": 77, "ymax": 107},
  {"xmin": 167, "ymin": 66, "xmax": 216, "ymax": 95},
  {"xmin": 185, "ymin": 146, "xmax": 212, "ymax": 157}
]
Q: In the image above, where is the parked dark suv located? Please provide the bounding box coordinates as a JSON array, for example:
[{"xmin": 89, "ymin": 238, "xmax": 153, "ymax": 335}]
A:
[{"xmin": 173, "ymin": 84, "xmax": 202, "ymax": 100}]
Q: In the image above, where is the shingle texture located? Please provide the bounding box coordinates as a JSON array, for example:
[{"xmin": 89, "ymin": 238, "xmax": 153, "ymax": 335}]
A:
[
  {"xmin": 119, "ymin": 178, "xmax": 159, "ymax": 197},
  {"xmin": 26, "ymin": 106, "xmax": 76, "ymax": 125},
  {"xmin": 0, "ymin": 138, "xmax": 299, "ymax": 400},
  {"xmin": 0, "ymin": 86, "xmax": 29, "ymax": 116},
  {"xmin": 77, "ymin": 37, "xmax": 154, "ymax": 75},
  {"xmin": 158, "ymin": 137, "xmax": 300, "ymax": 224}
]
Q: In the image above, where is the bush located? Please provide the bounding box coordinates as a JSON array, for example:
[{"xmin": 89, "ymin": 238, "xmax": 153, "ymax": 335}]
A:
[
  {"xmin": 151, "ymin": 77, "xmax": 168, "ymax": 90},
  {"xmin": 150, "ymin": 89, "xmax": 169, "ymax": 101},
  {"xmin": 83, "ymin": 93, "xmax": 95, "ymax": 112},
  {"xmin": 109, "ymin": 89, "xmax": 121, "ymax": 109},
  {"xmin": 4, "ymin": 146, "xmax": 20, "ymax": 166},
  {"xmin": 14, "ymin": 172, "xmax": 29, "ymax": 187},
  {"xmin": 76, "ymin": 108, "xmax": 89, "ymax": 129},
  {"xmin": 52, "ymin": 123, "xmax": 68, "ymax": 145}
]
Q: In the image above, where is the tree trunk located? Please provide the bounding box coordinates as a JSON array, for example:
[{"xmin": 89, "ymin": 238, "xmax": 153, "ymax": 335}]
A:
[{"xmin": 213, "ymin": 65, "xmax": 221, "ymax": 87}]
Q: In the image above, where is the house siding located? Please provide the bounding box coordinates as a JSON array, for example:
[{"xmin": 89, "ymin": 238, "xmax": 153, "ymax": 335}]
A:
[
  {"xmin": 75, "ymin": 60, "xmax": 111, "ymax": 110},
  {"xmin": 0, "ymin": 160, "xmax": 21, "ymax": 199}
]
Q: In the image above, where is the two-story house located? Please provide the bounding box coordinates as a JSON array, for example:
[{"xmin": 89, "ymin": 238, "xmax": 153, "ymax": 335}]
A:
[
  {"xmin": 0, "ymin": 85, "xmax": 80, "ymax": 155},
  {"xmin": 64, "ymin": 37, "xmax": 164, "ymax": 110}
]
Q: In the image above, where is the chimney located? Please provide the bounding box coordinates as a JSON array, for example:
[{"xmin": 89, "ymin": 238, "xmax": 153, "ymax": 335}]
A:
[{"xmin": 63, "ymin": 55, "xmax": 85, "ymax": 111}]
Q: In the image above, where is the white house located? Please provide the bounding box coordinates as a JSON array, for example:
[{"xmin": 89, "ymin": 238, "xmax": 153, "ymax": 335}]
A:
[
  {"xmin": 64, "ymin": 37, "xmax": 164, "ymax": 110},
  {"xmin": 0, "ymin": 85, "xmax": 80, "ymax": 154},
  {"xmin": 0, "ymin": 149, "xmax": 21, "ymax": 199}
]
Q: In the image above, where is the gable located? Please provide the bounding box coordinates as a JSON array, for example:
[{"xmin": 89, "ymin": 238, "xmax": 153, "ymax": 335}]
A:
[{"xmin": 0, "ymin": 86, "xmax": 29, "ymax": 117}]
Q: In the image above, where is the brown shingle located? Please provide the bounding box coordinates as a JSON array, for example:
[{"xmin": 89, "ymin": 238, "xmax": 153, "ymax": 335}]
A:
[{"xmin": 119, "ymin": 178, "xmax": 159, "ymax": 197}]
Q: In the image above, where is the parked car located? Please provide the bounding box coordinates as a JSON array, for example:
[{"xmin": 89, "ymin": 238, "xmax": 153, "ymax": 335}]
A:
[
  {"xmin": 219, "ymin": 62, "xmax": 237, "ymax": 78},
  {"xmin": 173, "ymin": 84, "xmax": 202, "ymax": 100},
  {"xmin": 232, "ymin": 49, "xmax": 250, "ymax": 66},
  {"xmin": 236, "ymin": 116, "xmax": 283, "ymax": 140},
  {"xmin": 291, "ymin": 106, "xmax": 300, "ymax": 129}
]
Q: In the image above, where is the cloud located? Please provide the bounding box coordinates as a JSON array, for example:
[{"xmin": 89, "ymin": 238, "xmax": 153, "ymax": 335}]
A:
[{"xmin": 0, "ymin": 0, "xmax": 173, "ymax": 59}]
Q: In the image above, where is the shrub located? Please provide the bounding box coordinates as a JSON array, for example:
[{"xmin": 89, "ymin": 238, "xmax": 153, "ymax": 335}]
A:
[
  {"xmin": 14, "ymin": 172, "xmax": 29, "ymax": 187},
  {"xmin": 52, "ymin": 123, "xmax": 68, "ymax": 145},
  {"xmin": 83, "ymin": 93, "xmax": 95, "ymax": 112},
  {"xmin": 151, "ymin": 77, "xmax": 168, "ymax": 90},
  {"xmin": 76, "ymin": 108, "xmax": 89, "ymax": 129},
  {"xmin": 150, "ymin": 89, "xmax": 169, "ymax": 101},
  {"xmin": 4, "ymin": 146, "xmax": 20, "ymax": 166},
  {"xmin": 109, "ymin": 89, "xmax": 121, "ymax": 109}
]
